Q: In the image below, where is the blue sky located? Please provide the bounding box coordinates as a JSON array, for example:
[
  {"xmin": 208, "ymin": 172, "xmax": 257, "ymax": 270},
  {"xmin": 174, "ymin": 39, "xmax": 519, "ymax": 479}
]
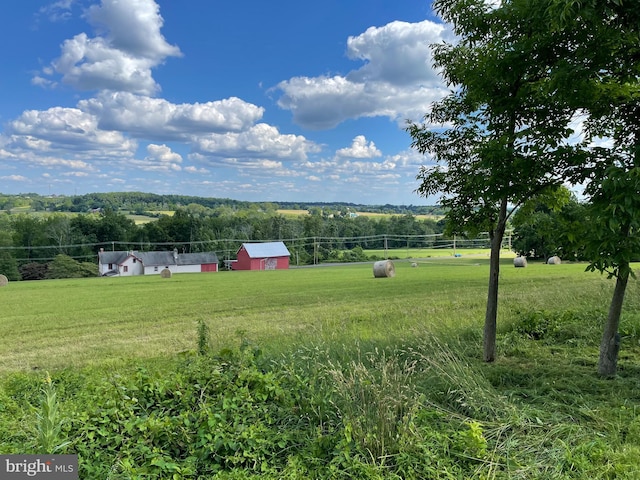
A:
[{"xmin": 0, "ymin": 0, "xmax": 451, "ymax": 205}]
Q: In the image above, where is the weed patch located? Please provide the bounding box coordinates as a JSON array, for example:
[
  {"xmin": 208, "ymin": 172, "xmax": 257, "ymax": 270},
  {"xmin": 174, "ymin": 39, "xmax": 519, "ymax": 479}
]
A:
[{"xmin": 507, "ymin": 308, "xmax": 604, "ymax": 345}]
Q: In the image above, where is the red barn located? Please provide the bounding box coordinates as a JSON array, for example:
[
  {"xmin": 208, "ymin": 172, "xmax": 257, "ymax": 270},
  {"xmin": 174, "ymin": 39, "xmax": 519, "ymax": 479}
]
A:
[{"xmin": 233, "ymin": 242, "xmax": 290, "ymax": 270}]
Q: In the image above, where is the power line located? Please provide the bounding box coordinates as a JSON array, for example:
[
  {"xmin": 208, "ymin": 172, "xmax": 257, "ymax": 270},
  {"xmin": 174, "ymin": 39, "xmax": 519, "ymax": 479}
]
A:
[{"xmin": 0, "ymin": 232, "xmax": 512, "ymax": 264}]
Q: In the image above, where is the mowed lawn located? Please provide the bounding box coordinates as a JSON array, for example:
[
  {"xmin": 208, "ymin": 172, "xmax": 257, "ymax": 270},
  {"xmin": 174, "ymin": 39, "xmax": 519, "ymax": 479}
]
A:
[{"xmin": 0, "ymin": 258, "xmax": 633, "ymax": 374}]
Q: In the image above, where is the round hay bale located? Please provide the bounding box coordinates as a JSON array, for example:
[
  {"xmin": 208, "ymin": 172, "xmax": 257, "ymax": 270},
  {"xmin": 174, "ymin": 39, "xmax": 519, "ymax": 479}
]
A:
[
  {"xmin": 547, "ymin": 256, "xmax": 561, "ymax": 265},
  {"xmin": 513, "ymin": 257, "xmax": 528, "ymax": 268},
  {"xmin": 0, "ymin": 274, "xmax": 8, "ymax": 287},
  {"xmin": 160, "ymin": 268, "xmax": 173, "ymax": 278},
  {"xmin": 373, "ymin": 260, "xmax": 395, "ymax": 278}
]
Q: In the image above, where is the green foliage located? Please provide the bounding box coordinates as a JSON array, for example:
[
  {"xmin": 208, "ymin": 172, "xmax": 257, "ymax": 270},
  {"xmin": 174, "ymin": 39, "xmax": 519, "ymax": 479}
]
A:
[
  {"xmin": 548, "ymin": 0, "xmax": 640, "ymax": 376},
  {"xmin": 45, "ymin": 254, "xmax": 97, "ymax": 279},
  {"xmin": 0, "ymin": 251, "xmax": 20, "ymax": 281},
  {"xmin": 35, "ymin": 373, "xmax": 70, "ymax": 454},
  {"xmin": 77, "ymin": 261, "xmax": 98, "ymax": 277},
  {"xmin": 509, "ymin": 309, "xmax": 603, "ymax": 344},
  {"xmin": 409, "ymin": 1, "xmax": 577, "ymax": 236},
  {"xmin": 1, "ymin": 318, "xmax": 640, "ymax": 477},
  {"xmin": 326, "ymin": 349, "xmax": 421, "ymax": 464},
  {"xmin": 18, "ymin": 262, "xmax": 48, "ymax": 281},
  {"xmin": 326, "ymin": 246, "xmax": 370, "ymax": 263},
  {"xmin": 0, "ymin": 200, "xmax": 445, "ymax": 274},
  {"xmin": 578, "ymin": 166, "xmax": 640, "ymax": 279},
  {"xmin": 197, "ymin": 318, "xmax": 210, "ymax": 356},
  {"xmin": 512, "ymin": 188, "xmax": 589, "ymax": 261},
  {"xmin": 63, "ymin": 348, "xmax": 298, "ymax": 478},
  {"xmin": 0, "ymin": 341, "xmax": 493, "ymax": 478},
  {"xmin": 0, "ymin": 191, "xmax": 445, "ymax": 217}
]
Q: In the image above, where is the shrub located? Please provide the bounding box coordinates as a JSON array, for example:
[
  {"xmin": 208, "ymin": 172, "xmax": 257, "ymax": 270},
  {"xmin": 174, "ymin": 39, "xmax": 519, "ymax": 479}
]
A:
[
  {"xmin": 46, "ymin": 255, "xmax": 97, "ymax": 279},
  {"xmin": 513, "ymin": 310, "xmax": 558, "ymax": 340},
  {"xmin": 19, "ymin": 262, "xmax": 48, "ymax": 281}
]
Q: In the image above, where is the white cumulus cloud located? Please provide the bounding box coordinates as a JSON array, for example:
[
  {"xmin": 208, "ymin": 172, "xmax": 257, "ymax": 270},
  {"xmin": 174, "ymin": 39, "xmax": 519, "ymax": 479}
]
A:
[
  {"xmin": 191, "ymin": 123, "xmax": 321, "ymax": 163},
  {"xmin": 276, "ymin": 20, "xmax": 452, "ymax": 129},
  {"xmin": 79, "ymin": 92, "xmax": 264, "ymax": 139},
  {"xmin": 6, "ymin": 107, "xmax": 136, "ymax": 154},
  {"xmin": 37, "ymin": 0, "xmax": 181, "ymax": 95},
  {"xmin": 137, "ymin": 143, "xmax": 183, "ymax": 172},
  {"xmin": 336, "ymin": 135, "xmax": 382, "ymax": 159}
]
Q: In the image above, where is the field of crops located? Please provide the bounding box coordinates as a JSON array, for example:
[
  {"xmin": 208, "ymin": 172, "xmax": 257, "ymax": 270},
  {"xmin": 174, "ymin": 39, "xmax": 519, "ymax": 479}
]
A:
[
  {"xmin": 2, "ymin": 259, "xmax": 640, "ymax": 477},
  {"xmin": 276, "ymin": 209, "xmax": 442, "ymax": 220}
]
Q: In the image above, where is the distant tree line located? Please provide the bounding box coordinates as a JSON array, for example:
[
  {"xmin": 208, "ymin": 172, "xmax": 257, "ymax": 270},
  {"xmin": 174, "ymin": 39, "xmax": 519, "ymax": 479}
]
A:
[{"xmin": 0, "ymin": 192, "xmax": 447, "ymax": 217}]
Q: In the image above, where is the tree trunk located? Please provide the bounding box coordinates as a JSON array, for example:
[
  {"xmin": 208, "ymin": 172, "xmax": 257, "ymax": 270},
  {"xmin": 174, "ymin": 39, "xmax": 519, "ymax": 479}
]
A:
[
  {"xmin": 483, "ymin": 199, "xmax": 508, "ymax": 362},
  {"xmin": 598, "ymin": 264, "xmax": 629, "ymax": 377}
]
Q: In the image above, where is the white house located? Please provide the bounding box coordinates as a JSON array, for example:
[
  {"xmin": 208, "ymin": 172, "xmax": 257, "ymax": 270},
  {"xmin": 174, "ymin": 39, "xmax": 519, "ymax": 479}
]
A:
[{"xmin": 98, "ymin": 249, "xmax": 219, "ymax": 276}]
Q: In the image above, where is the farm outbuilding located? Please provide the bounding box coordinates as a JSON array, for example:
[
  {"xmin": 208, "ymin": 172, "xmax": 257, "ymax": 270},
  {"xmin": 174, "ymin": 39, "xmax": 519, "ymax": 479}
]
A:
[
  {"xmin": 98, "ymin": 249, "xmax": 219, "ymax": 276},
  {"xmin": 232, "ymin": 242, "xmax": 290, "ymax": 271}
]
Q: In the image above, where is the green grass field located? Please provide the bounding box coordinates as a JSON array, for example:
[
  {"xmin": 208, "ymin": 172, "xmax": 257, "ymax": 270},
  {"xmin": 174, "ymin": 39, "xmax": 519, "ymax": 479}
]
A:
[
  {"xmin": 2, "ymin": 259, "xmax": 640, "ymax": 477},
  {"xmin": 0, "ymin": 257, "xmax": 631, "ymax": 374}
]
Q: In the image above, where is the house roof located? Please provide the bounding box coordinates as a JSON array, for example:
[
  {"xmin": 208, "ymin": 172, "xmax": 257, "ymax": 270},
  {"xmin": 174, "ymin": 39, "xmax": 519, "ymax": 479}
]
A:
[
  {"xmin": 241, "ymin": 242, "xmax": 290, "ymax": 258},
  {"xmin": 98, "ymin": 251, "xmax": 131, "ymax": 265},
  {"xmin": 176, "ymin": 252, "xmax": 219, "ymax": 265},
  {"xmin": 136, "ymin": 251, "xmax": 176, "ymax": 266},
  {"xmin": 99, "ymin": 250, "xmax": 218, "ymax": 266}
]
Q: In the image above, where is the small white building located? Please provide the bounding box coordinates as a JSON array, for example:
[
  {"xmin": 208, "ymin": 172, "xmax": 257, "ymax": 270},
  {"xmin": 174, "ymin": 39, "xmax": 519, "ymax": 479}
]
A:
[{"xmin": 98, "ymin": 249, "xmax": 219, "ymax": 276}]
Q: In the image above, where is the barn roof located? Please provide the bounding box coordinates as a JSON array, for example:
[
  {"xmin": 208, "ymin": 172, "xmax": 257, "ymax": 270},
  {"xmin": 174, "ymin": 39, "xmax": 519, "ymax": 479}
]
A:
[{"xmin": 241, "ymin": 242, "xmax": 290, "ymax": 258}]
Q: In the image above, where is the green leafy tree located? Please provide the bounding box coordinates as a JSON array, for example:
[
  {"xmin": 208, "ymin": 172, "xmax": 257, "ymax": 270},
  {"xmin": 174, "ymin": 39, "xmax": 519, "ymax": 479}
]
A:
[
  {"xmin": 0, "ymin": 252, "xmax": 20, "ymax": 281},
  {"xmin": 583, "ymin": 170, "xmax": 640, "ymax": 377},
  {"xmin": 44, "ymin": 215, "xmax": 72, "ymax": 255},
  {"xmin": 0, "ymin": 213, "xmax": 20, "ymax": 281},
  {"xmin": 46, "ymin": 254, "xmax": 96, "ymax": 279},
  {"xmin": 408, "ymin": 0, "xmax": 577, "ymax": 361},
  {"xmin": 95, "ymin": 208, "xmax": 137, "ymax": 244},
  {"xmin": 46, "ymin": 254, "xmax": 79, "ymax": 279},
  {"xmin": 511, "ymin": 187, "xmax": 585, "ymax": 260},
  {"xmin": 11, "ymin": 215, "xmax": 48, "ymax": 262},
  {"xmin": 549, "ymin": 0, "xmax": 640, "ymax": 376}
]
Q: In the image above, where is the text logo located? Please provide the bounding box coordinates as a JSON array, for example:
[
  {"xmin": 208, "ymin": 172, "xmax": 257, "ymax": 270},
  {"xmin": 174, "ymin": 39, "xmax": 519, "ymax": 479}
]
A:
[{"xmin": 0, "ymin": 455, "xmax": 78, "ymax": 479}]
